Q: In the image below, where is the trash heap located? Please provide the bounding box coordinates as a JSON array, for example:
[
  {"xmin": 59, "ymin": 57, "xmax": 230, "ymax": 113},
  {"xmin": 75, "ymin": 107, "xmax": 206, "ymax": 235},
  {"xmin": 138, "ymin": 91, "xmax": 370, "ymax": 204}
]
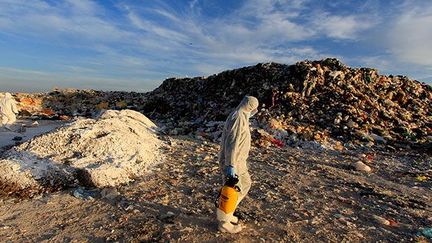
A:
[
  {"xmin": 143, "ymin": 58, "xmax": 431, "ymax": 148},
  {"xmin": 0, "ymin": 109, "xmax": 164, "ymax": 196},
  {"xmin": 9, "ymin": 58, "xmax": 431, "ymax": 149},
  {"xmin": 15, "ymin": 88, "xmax": 147, "ymax": 119}
]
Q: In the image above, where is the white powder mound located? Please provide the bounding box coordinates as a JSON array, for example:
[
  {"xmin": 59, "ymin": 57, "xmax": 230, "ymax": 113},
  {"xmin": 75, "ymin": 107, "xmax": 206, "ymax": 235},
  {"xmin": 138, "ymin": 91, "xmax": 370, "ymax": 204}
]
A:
[
  {"xmin": 0, "ymin": 109, "xmax": 164, "ymax": 193},
  {"xmin": 0, "ymin": 153, "xmax": 76, "ymax": 197}
]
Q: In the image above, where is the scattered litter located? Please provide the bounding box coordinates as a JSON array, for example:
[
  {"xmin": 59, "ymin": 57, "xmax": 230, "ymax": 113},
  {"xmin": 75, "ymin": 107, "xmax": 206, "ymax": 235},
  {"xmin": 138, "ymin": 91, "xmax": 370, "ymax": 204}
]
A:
[
  {"xmin": 372, "ymin": 215, "xmax": 390, "ymax": 226},
  {"xmin": 12, "ymin": 136, "xmax": 23, "ymax": 141},
  {"xmin": 72, "ymin": 187, "xmax": 98, "ymax": 201},
  {"xmin": 388, "ymin": 219, "xmax": 398, "ymax": 227},
  {"xmin": 271, "ymin": 138, "xmax": 284, "ymax": 148},
  {"xmin": 417, "ymin": 228, "xmax": 432, "ymax": 239},
  {"xmin": 415, "ymin": 175, "xmax": 428, "ymax": 182}
]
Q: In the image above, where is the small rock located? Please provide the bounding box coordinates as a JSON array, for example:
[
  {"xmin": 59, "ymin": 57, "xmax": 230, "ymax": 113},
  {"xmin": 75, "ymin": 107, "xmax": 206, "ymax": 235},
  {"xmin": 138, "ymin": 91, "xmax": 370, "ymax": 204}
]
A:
[
  {"xmin": 101, "ymin": 188, "xmax": 120, "ymax": 201},
  {"xmin": 72, "ymin": 187, "xmax": 97, "ymax": 200},
  {"xmin": 133, "ymin": 209, "xmax": 140, "ymax": 214},
  {"xmin": 12, "ymin": 136, "xmax": 23, "ymax": 141},
  {"xmin": 17, "ymin": 126, "xmax": 26, "ymax": 133},
  {"xmin": 160, "ymin": 211, "xmax": 177, "ymax": 223},
  {"xmin": 334, "ymin": 141, "xmax": 344, "ymax": 151},
  {"xmin": 353, "ymin": 161, "xmax": 371, "ymax": 173},
  {"xmin": 0, "ymin": 225, "xmax": 11, "ymax": 230},
  {"xmin": 373, "ymin": 215, "xmax": 390, "ymax": 225},
  {"xmin": 370, "ymin": 133, "xmax": 386, "ymax": 144}
]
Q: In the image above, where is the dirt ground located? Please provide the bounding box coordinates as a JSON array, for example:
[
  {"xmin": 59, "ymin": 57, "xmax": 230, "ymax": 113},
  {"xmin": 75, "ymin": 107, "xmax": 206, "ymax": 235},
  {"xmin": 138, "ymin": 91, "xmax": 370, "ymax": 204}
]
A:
[{"xmin": 0, "ymin": 135, "xmax": 431, "ymax": 242}]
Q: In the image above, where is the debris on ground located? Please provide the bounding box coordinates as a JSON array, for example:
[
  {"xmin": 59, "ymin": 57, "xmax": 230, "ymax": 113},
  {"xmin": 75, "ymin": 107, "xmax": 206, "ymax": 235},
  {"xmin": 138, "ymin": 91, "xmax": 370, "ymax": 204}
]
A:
[
  {"xmin": 373, "ymin": 215, "xmax": 391, "ymax": 226},
  {"xmin": 417, "ymin": 227, "xmax": 432, "ymax": 239},
  {"xmin": 11, "ymin": 59, "xmax": 432, "ymax": 151},
  {"xmin": 15, "ymin": 89, "xmax": 147, "ymax": 119},
  {"xmin": 0, "ymin": 137, "xmax": 430, "ymax": 241},
  {"xmin": 142, "ymin": 58, "xmax": 431, "ymax": 150},
  {"xmin": 72, "ymin": 187, "xmax": 98, "ymax": 201}
]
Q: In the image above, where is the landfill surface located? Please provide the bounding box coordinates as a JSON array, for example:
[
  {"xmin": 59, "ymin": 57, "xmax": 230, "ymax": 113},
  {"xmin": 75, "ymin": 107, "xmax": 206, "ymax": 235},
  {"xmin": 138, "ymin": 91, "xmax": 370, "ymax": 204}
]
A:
[
  {"xmin": 12, "ymin": 59, "xmax": 432, "ymax": 150},
  {"xmin": 145, "ymin": 59, "xmax": 431, "ymax": 150},
  {"xmin": 0, "ymin": 137, "xmax": 430, "ymax": 242},
  {"xmin": 0, "ymin": 59, "xmax": 431, "ymax": 241}
]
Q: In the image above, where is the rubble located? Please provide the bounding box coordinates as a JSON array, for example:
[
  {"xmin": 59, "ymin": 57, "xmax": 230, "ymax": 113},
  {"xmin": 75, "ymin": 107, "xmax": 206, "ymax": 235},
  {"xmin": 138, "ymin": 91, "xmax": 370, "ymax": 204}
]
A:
[
  {"xmin": 0, "ymin": 109, "xmax": 164, "ymax": 195},
  {"xmin": 10, "ymin": 59, "xmax": 431, "ymax": 150},
  {"xmin": 14, "ymin": 89, "xmax": 147, "ymax": 119},
  {"xmin": 142, "ymin": 58, "xmax": 431, "ymax": 149}
]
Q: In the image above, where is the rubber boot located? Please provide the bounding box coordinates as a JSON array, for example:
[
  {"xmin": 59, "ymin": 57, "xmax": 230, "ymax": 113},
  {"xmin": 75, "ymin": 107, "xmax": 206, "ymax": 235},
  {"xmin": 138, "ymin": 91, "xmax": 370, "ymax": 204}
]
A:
[{"xmin": 218, "ymin": 221, "xmax": 243, "ymax": 234}]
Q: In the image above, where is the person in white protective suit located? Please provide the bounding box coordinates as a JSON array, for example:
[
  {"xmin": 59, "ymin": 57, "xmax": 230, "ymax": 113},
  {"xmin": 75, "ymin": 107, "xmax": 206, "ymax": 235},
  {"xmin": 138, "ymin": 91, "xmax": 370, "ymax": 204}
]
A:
[
  {"xmin": 0, "ymin": 92, "xmax": 19, "ymax": 128},
  {"xmin": 217, "ymin": 95, "xmax": 259, "ymax": 233}
]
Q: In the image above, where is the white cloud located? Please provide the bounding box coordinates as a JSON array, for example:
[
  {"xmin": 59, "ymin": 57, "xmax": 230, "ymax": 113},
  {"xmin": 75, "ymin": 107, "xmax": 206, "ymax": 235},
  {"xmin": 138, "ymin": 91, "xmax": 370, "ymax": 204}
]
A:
[
  {"xmin": 189, "ymin": 0, "xmax": 199, "ymax": 10},
  {"xmin": 0, "ymin": 0, "xmax": 372, "ymax": 89},
  {"xmin": 63, "ymin": 65, "xmax": 97, "ymax": 73},
  {"xmin": 64, "ymin": 0, "xmax": 98, "ymax": 15},
  {"xmin": 127, "ymin": 12, "xmax": 189, "ymax": 44},
  {"xmin": 312, "ymin": 13, "xmax": 375, "ymax": 40},
  {"xmin": 0, "ymin": 0, "xmax": 130, "ymax": 43},
  {"xmin": 357, "ymin": 56, "xmax": 392, "ymax": 71},
  {"xmin": 347, "ymin": 55, "xmax": 432, "ymax": 83},
  {"xmin": 228, "ymin": 0, "xmax": 314, "ymax": 42},
  {"xmin": 388, "ymin": 5, "xmax": 432, "ymax": 66}
]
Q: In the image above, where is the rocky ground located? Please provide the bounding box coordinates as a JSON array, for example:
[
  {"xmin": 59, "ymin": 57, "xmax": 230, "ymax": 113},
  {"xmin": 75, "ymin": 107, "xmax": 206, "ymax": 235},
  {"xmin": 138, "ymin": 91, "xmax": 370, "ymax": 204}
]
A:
[{"xmin": 0, "ymin": 135, "xmax": 430, "ymax": 242}]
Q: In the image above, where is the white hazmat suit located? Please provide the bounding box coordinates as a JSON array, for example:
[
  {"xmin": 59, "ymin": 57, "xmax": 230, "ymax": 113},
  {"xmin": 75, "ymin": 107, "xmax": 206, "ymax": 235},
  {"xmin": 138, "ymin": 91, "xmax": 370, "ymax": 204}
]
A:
[
  {"xmin": 0, "ymin": 93, "xmax": 19, "ymax": 128},
  {"xmin": 217, "ymin": 95, "xmax": 259, "ymax": 233}
]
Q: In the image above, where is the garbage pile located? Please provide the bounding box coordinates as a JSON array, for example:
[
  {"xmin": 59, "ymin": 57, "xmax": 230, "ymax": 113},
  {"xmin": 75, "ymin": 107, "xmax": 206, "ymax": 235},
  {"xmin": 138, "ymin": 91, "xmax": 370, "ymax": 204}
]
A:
[
  {"xmin": 9, "ymin": 58, "xmax": 432, "ymax": 149},
  {"xmin": 143, "ymin": 58, "xmax": 431, "ymax": 149},
  {"xmin": 0, "ymin": 109, "xmax": 164, "ymax": 197},
  {"xmin": 15, "ymin": 88, "xmax": 147, "ymax": 119}
]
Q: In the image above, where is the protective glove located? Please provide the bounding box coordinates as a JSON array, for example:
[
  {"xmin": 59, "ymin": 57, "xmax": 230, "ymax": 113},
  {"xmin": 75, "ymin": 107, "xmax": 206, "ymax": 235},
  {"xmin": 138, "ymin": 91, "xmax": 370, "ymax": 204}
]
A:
[{"xmin": 225, "ymin": 166, "xmax": 236, "ymax": 178}]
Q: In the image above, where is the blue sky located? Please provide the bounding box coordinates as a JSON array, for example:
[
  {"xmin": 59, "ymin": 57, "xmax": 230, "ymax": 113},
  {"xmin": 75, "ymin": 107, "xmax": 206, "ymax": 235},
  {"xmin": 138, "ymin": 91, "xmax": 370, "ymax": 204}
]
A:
[{"xmin": 0, "ymin": 0, "xmax": 431, "ymax": 92}]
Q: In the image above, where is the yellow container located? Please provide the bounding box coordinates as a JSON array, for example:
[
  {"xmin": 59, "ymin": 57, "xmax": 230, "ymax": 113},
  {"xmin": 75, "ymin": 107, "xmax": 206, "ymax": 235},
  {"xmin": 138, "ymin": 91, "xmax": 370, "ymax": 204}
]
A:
[{"xmin": 218, "ymin": 185, "xmax": 238, "ymax": 214}]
